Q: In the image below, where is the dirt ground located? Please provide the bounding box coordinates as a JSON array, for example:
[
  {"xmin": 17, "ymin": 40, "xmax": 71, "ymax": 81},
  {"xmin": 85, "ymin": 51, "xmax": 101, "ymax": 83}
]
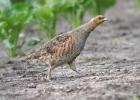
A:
[{"xmin": 0, "ymin": 0, "xmax": 140, "ymax": 100}]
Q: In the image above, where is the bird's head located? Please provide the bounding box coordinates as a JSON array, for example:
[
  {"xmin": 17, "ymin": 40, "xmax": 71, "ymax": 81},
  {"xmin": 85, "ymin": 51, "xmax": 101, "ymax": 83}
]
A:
[{"xmin": 90, "ymin": 15, "xmax": 108, "ymax": 26}]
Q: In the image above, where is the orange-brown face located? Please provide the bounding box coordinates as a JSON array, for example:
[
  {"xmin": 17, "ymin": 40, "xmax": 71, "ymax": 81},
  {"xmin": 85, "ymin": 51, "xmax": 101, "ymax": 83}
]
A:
[
  {"xmin": 95, "ymin": 15, "xmax": 107, "ymax": 24},
  {"xmin": 90, "ymin": 15, "xmax": 107, "ymax": 25}
]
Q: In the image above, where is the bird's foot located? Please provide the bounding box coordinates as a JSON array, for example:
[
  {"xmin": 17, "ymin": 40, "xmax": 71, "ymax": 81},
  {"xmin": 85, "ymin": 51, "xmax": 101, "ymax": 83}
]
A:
[
  {"xmin": 41, "ymin": 76, "xmax": 51, "ymax": 82},
  {"xmin": 72, "ymin": 69, "xmax": 82, "ymax": 75}
]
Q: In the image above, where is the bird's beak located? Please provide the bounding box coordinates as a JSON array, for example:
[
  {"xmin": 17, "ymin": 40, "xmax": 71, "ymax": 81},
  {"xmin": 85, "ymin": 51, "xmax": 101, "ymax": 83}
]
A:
[{"xmin": 103, "ymin": 18, "xmax": 108, "ymax": 21}]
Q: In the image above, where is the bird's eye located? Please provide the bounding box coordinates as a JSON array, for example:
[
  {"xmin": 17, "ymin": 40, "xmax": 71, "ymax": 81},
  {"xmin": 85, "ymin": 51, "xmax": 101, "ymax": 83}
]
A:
[{"xmin": 98, "ymin": 17, "xmax": 103, "ymax": 20}]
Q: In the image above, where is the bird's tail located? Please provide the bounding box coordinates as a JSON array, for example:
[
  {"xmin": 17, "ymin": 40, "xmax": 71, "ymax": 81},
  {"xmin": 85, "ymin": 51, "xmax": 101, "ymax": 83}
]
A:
[
  {"xmin": 8, "ymin": 50, "xmax": 42, "ymax": 64},
  {"xmin": 9, "ymin": 56, "xmax": 29, "ymax": 63}
]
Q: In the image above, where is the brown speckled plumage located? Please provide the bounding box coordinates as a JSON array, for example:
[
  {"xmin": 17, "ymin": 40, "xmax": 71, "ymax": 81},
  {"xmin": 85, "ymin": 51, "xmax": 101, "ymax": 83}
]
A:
[{"xmin": 26, "ymin": 15, "xmax": 107, "ymax": 80}]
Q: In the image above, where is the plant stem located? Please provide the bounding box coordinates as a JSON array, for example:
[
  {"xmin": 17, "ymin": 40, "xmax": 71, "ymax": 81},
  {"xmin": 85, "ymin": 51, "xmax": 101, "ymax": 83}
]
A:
[
  {"xmin": 95, "ymin": 0, "xmax": 101, "ymax": 14},
  {"xmin": 8, "ymin": 47, "xmax": 16, "ymax": 57},
  {"xmin": 71, "ymin": 11, "xmax": 83, "ymax": 29},
  {"xmin": 46, "ymin": 16, "xmax": 56, "ymax": 39}
]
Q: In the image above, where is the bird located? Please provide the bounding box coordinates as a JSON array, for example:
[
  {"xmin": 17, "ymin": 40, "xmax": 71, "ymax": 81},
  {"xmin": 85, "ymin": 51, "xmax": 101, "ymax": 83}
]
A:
[{"xmin": 26, "ymin": 15, "xmax": 108, "ymax": 80}]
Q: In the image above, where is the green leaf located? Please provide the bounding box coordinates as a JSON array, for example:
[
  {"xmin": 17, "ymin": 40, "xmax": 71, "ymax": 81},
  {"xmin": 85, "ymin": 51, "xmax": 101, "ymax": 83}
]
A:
[
  {"xmin": 26, "ymin": 37, "xmax": 41, "ymax": 46},
  {"xmin": 3, "ymin": 39, "xmax": 14, "ymax": 49},
  {"xmin": 0, "ymin": 0, "xmax": 11, "ymax": 11}
]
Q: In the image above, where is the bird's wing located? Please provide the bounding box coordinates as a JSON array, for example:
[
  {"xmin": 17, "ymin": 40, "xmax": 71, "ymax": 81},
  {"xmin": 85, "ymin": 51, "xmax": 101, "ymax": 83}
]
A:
[
  {"xmin": 26, "ymin": 33, "xmax": 73, "ymax": 60},
  {"xmin": 46, "ymin": 34, "xmax": 73, "ymax": 56}
]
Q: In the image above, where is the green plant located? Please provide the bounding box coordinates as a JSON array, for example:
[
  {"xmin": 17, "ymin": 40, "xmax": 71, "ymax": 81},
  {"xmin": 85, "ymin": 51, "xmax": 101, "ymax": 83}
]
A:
[
  {"xmin": 95, "ymin": 0, "xmax": 116, "ymax": 14},
  {"xmin": 32, "ymin": 0, "xmax": 68, "ymax": 38},
  {"xmin": 0, "ymin": 0, "xmax": 117, "ymax": 57},
  {"xmin": 26, "ymin": 36, "xmax": 41, "ymax": 46},
  {"xmin": 0, "ymin": 0, "xmax": 11, "ymax": 11},
  {"xmin": 61, "ymin": 0, "xmax": 85, "ymax": 28},
  {"xmin": 62, "ymin": 0, "xmax": 116, "ymax": 28},
  {"xmin": 135, "ymin": 0, "xmax": 140, "ymax": 7},
  {"xmin": 0, "ymin": 3, "xmax": 30, "ymax": 57},
  {"xmin": 33, "ymin": 4, "xmax": 57, "ymax": 38}
]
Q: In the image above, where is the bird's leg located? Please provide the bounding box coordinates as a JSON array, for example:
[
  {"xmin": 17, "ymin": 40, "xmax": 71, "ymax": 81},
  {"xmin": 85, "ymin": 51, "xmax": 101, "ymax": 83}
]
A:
[
  {"xmin": 69, "ymin": 61, "xmax": 81, "ymax": 75},
  {"xmin": 47, "ymin": 66, "xmax": 52, "ymax": 80},
  {"xmin": 47, "ymin": 64, "xmax": 55, "ymax": 80}
]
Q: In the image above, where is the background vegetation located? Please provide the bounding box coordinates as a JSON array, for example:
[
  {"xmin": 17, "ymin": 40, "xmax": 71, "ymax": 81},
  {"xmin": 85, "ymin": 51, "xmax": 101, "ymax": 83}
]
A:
[{"xmin": 0, "ymin": 0, "xmax": 116, "ymax": 57}]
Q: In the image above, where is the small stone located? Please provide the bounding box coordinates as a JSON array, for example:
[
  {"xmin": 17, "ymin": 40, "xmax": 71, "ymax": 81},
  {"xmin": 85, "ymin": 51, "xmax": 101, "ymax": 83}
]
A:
[{"xmin": 27, "ymin": 83, "xmax": 36, "ymax": 88}]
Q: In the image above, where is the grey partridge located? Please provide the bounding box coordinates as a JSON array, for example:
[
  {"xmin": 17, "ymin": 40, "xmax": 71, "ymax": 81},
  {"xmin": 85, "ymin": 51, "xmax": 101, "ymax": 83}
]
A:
[{"xmin": 26, "ymin": 15, "xmax": 108, "ymax": 80}]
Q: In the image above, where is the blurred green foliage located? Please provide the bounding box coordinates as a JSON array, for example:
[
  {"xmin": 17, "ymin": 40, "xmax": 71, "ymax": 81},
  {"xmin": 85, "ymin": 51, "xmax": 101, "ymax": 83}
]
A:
[
  {"xmin": 132, "ymin": 96, "xmax": 140, "ymax": 100},
  {"xmin": 0, "ymin": 2, "xmax": 31, "ymax": 57},
  {"xmin": 0, "ymin": 0, "xmax": 116, "ymax": 57},
  {"xmin": 136, "ymin": 0, "xmax": 140, "ymax": 7},
  {"xmin": 26, "ymin": 36, "xmax": 41, "ymax": 46}
]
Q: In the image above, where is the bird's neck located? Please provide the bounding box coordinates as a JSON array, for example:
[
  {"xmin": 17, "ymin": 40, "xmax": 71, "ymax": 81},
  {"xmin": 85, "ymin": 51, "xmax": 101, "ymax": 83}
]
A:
[
  {"xmin": 74, "ymin": 21, "xmax": 98, "ymax": 41},
  {"xmin": 67, "ymin": 21, "xmax": 98, "ymax": 52}
]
